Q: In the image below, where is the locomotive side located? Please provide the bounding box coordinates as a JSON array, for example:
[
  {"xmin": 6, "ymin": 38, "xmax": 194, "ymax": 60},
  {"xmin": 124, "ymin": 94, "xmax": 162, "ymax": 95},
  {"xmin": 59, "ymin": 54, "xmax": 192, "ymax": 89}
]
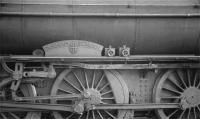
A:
[
  {"xmin": 0, "ymin": 0, "xmax": 200, "ymax": 55},
  {"xmin": 0, "ymin": 40, "xmax": 199, "ymax": 119},
  {"xmin": 0, "ymin": 0, "xmax": 200, "ymax": 119}
]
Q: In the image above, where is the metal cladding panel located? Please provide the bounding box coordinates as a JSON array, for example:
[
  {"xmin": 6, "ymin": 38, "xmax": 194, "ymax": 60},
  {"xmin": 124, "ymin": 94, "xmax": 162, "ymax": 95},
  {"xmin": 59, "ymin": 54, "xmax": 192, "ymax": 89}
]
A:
[
  {"xmin": 0, "ymin": 17, "xmax": 23, "ymax": 53},
  {"xmin": 0, "ymin": 0, "xmax": 200, "ymax": 55},
  {"xmin": 135, "ymin": 18, "xmax": 200, "ymax": 54}
]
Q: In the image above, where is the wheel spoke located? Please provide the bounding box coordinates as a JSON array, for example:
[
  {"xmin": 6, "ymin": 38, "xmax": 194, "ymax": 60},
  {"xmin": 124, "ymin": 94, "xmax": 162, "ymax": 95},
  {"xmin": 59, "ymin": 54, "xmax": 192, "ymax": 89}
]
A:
[
  {"xmin": 9, "ymin": 112, "xmax": 19, "ymax": 119},
  {"xmin": 197, "ymin": 81, "xmax": 200, "ymax": 88},
  {"xmin": 84, "ymin": 70, "xmax": 89, "ymax": 89},
  {"xmin": 187, "ymin": 108, "xmax": 191, "ymax": 119},
  {"xmin": 92, "ymin": 110, "xmax": 95, "ymax": 119},
  {"xmin": 160, "ymin": 96, "xmax": 181, "ymax": 99},
  {"xmin": 104, "ymin": 110, "xmax": 116, "ymax": 119},
  {"xmin": 58, "ymin": 88, "xmax": 74, "ymax": 94},
  {"xmin": 193, "ymin": 72, "xmax": 198, "ymax": 87},
  {"xmin": 167, "ymin": 109, "xmax": 179, "ymax": 118},
  {"xmin": 86, "ymin": 111, "xmax": 90, "ymax": 119},
  {"xmin": 101, "ymin": 90, "xmax": 112, "ymax": 96},
  {"xmin": 193, "ymin": 107, "xmax": 197, "ymax": 119},
  {"xmin": 162, "ymin": 87, "xmax": 182, "ymax": 95},
  {"xmin": 187, "ymin": 70, "xmax": 191, "ymax": 87},
  {"xmin": 99, "ymin": 83, "xmax": 109, "ymax": 92},
  {"xmin": 176, "ymin": 70, "xmax": 187, "ymax": 88},
  {"xmin": 0, "ymin": 113, "xmax": 7, "ymax": 119},
  {"xmin": 178, "ymin": 110, "xmax": 186, "ymax": 119},
  {"xmin": 91, "ymin": 70, "xmax": 96, "ymax": 89},
  {"xmin": 97, "ymin": 110, "xmax": 104, "ymax": 119},
  {"xmin": 78, "ymin": 114, "xmax": 82, "ymax": 119},
  {"xmin": 197, "ymin": 106, "xmax": 200, "ymax": 112},
  {"xmin": 66, "ymin": 112, "xmax": 74, "ymax": 119},
  {"xmin": 102, "ymin": 97, "xmax": 115, "ymax": 100},
  {"xmin": 64, "ymin": 77, "xmax": 82, "ymax": 93},
  {"xmin": 168, "ymin": 77, "xmax": 184, "ymax": 91},
  {"xmin": 95, "ymin": 73, "xmax": 105, "ymax": 90},
  {"xmin": 72, "ymin": 71, "xmax": 85, "ymax": 90}
]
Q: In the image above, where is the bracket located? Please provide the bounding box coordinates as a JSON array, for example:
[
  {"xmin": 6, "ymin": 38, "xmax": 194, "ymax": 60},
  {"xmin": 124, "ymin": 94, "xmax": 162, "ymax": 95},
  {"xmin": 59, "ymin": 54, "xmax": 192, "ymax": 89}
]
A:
[
  {"xmin": 105, "ymin": 45, "xmax": 115, "ymax": 57},
  {"xmin": 119, "ymin": 45, "xmax": 130, "ymax": 57},
  {"xmin": 12, "ymin": 63, "xmax": 23, "ymax": 80},
  {"xmin": 23, "ymin": 64, "xmax": 56, "ymax": 78}
]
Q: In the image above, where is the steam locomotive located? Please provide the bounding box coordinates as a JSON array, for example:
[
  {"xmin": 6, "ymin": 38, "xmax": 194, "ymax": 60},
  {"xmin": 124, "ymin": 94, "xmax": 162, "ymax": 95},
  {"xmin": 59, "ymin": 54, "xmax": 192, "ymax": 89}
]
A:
[{"xmin": 0, "ymin": 0, "xmax": 200, "ymax": 119}]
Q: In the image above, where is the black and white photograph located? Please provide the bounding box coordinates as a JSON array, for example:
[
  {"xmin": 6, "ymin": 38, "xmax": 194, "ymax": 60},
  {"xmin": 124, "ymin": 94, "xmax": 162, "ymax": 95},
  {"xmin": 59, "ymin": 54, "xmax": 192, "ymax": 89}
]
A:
[{"xmin": 0, "ymin": 0, "xmax": 200, "ymax": 118}]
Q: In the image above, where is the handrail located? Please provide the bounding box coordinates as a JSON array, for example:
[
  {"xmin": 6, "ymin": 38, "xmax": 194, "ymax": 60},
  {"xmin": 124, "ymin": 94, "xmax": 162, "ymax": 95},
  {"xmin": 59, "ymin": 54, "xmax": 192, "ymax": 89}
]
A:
[
  {"xmin": 1, "ymin": 12, "xmax": 200, "ymax": 18},
  {"xmin": 0, "ymin": 2, "xmax": 200, "ymax": 7}
]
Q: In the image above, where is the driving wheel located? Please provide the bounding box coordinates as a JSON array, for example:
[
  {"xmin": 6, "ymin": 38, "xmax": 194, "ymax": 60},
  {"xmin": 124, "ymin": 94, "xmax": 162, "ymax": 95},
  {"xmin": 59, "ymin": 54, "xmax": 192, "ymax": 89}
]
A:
[
  {"xmin": 51, "ymin": 69, "xmax": 129, "ymax": 119},
  {"xmin": 153, "ymin": 69, "xmax": 200, "ymax": 119}
]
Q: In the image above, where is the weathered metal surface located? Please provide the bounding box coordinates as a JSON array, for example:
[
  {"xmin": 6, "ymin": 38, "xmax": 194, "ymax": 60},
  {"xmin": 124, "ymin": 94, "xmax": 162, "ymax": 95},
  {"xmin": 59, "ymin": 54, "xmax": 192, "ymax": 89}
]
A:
[
  {"xmin": 1, "ymin": 55, "xmax": 200, "ymax": 62},
  {"xmin": 23, "ymin": 65, "xmax": 56, "ymax": 78},
  {"xmin": 52, "ymin": 63, "xmax": 200, "ymax": 69},
  {"xmin": 1, "ymin": 12, "xmax": 200, "ymax": 17},
  {"xmin": 153, "ymin": 69, "xmax": 200, "ymax": 119},
  {"xmin": 0, "ymin": 0, "xmax": 200, "ymax": 55},
  {"xmin": 0, "ymin": 82, "xmax": 40, "ymax": 119},
  {"xmin": 0, "ymin": 77, "xmax": 14, "ymax": 89},
  {"xmin": 43, "ymin": 40, "xmax": 103, "ymax": 57},
  {"xmin": 14, "ymin": 94, "xmax": 82, "ymax": 101},
  {"xmin": 0, "ymin": 102, "xmax": 180, "ymax": 112},
  {"xmin": 50, "ymin": 69, "xmax": 129, "ymax": 118},
  {"xmin": 1, "ymin": 55, "xmax": 200, "ymax": 70},
  {"xmin": 93, "ymin": 103, "xmax": 180, "ymax": 110},
  {"xmin": 0, "ymin": 102, "xmax": 74, "ymax": 112}
]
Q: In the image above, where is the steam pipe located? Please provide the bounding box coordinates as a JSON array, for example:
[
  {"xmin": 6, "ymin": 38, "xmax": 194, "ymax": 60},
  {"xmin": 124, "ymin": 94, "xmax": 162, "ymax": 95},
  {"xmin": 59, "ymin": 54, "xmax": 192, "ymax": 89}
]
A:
[
  {"xmin": 1, "ymin": 2, "xmax": 200, "ymax": 7},
  {"xmin": 0, "ymin": 77, "xmax": 14, "ymax": 89},
  {"xmin": 1, "ymin": 12, "xmax": 200, "ymax": 18}
]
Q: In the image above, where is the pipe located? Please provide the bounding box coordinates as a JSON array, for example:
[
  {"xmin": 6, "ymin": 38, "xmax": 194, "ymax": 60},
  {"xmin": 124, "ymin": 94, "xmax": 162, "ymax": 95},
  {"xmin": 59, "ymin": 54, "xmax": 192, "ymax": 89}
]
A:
[
  {"xmin": 1, "ymin": 12, "xmax": 200, "ymax": 18},
  {"xmin": 1, "ymin": 62, "xmax": 14, "ymax": 74},
  {"xmin": 0, "ymin": 77, "xmax": 14, "ymax": 89},
  {"xmin": 1, "ymin": 2, "xmax": 200, "ymax": 7}
]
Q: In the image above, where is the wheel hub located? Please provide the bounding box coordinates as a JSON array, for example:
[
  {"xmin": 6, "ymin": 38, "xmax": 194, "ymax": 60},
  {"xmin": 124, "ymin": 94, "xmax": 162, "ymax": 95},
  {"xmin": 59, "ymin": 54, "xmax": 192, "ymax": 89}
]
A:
[
  {"xmin": 181, "ymin": 87, "xmax": 200, "ymax": 109},
  {"xmin": 83, "ymin": 89, "xmax": 101, "ymax": 105}
]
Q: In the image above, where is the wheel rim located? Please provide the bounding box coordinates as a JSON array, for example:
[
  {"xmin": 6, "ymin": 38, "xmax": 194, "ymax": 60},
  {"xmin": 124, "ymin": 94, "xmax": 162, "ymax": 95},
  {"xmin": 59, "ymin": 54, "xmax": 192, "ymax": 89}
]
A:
[
  {"xmin": 51, "ymin": 69, "xmax": 129, "ymax": 119},
  {"xmin": 153, "ymin": 69, "xmax": 200, "ymax": 119},
  {"xmin": 0, "ymin": 83, "xmax": 38, "ymax": 119}
]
